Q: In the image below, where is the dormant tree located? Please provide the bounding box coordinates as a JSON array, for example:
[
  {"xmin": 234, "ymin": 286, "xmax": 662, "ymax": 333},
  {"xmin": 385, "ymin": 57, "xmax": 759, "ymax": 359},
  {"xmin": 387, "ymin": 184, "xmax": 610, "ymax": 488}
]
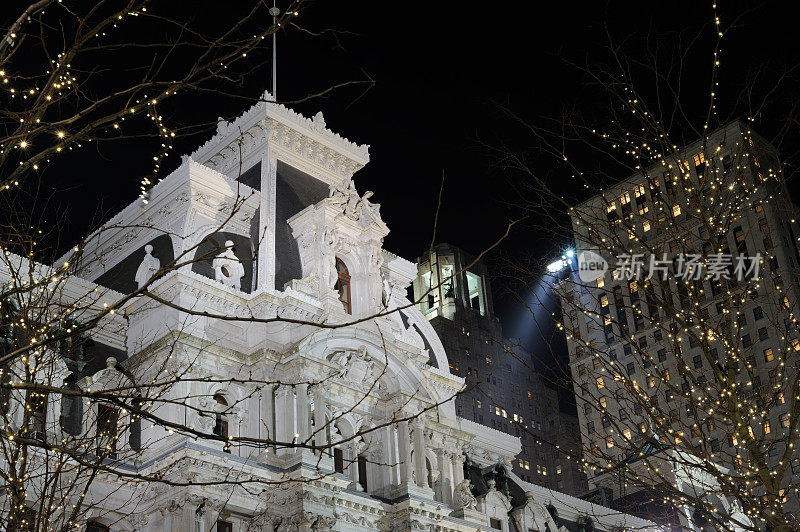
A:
[{"xmin": 499, "ymin": 5, "xmax": 800, "ymax": 531}]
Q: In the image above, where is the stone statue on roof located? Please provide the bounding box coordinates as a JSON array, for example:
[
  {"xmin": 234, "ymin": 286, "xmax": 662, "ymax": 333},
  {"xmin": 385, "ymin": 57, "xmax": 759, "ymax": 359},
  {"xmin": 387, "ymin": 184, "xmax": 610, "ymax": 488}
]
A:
[{"xmin": 135, "ymin": 244, "xmax": 161, "ymax": 289}]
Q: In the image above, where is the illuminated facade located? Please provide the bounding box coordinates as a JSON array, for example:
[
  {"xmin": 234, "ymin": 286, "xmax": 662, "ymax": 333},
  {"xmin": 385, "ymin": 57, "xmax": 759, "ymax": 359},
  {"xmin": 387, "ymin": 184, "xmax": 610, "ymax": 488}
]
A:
[
  {"xmin": 413, "ymin": 244, "xmax": 588, "ymax": 496},
  {"xmin": 559, "ymin": 120, "xmax": 799, "ymax": 526},
  {"xmin": 1, "ymin": 95, "xmax": 653, "ymax": 532}
]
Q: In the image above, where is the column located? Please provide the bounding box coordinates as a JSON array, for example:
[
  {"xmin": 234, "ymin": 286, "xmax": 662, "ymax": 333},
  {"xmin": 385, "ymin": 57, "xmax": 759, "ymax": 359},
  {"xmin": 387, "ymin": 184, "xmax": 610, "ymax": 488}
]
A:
[
  {"xmin": 397, "ymin": 420, "xmax": 412, "ymax": 484},
  {"xmin": 274, "ymin": 385, "xmax": 294, "ymax": 455},
  {"xmin": 451, "ymin": 451, "xmax": 465, "ymax": 489},
  {"xmin": 260, "ymin": 150, "xmax": 275, "ymax": 290},
  {"xmin": 412, "ymin": 418, "xmax": 428, "ymax": 488},
  {"xmin": 437, "ymin": 448, "xmax": 453, "ymax": 505},
  {"xmin": 349, "ymin": 440, "xmax": 362, "ymax": 490},
  {"xmin": 295, "ymin": 383, "xmax": 309, "ymax": 445},
  {"xmin": 312, "ymin": 385, "xmax": 327, "ymax": 451},
  {"xmin": 260, "ymin": 385, "xmax": 275, "ymax": 449},
  {"xmin": 386, "ymin": 425, "xmax": 399, "ymax": 485}
]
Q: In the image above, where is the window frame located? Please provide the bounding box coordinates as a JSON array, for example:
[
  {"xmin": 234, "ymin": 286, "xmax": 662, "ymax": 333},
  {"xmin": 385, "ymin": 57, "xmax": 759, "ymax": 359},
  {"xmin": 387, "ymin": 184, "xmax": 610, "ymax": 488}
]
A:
[{"xmin": 335, "ymin": 257, "xmax": 352, "ymax": 314}]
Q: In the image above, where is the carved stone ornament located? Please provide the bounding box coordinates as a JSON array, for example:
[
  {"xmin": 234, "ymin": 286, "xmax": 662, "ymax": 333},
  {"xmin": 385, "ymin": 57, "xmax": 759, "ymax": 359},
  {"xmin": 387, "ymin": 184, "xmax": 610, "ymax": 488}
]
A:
[
  {"xmin": 212, "ymin": 240, "xmax": 245, "ymax": 290},
  {"xmin": 453, "ymin": 479, "xmax": 478, "ymax": 510},
  {"xmin": 135, "ymin": 244, "xmax": 161, "ymax": 289},
  {"xmin": 329, "ymin": 346, "xmax": 379, "ymax": 388},
  {"xmin": 328, "ymin": 179, "xmax": 382, "ymax": 226}
]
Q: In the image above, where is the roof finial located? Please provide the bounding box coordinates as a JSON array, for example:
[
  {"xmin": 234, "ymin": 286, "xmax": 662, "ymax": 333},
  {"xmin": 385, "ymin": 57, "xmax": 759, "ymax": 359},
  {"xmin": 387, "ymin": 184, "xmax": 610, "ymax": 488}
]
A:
[{"xmin": 269, "ymin": 2, "xmax": 280, "ymax": 101}]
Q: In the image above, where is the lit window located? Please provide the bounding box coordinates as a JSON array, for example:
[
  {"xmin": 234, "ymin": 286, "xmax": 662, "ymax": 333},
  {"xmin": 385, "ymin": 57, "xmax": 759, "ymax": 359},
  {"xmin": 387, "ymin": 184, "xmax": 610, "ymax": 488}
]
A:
[
  {"xmin": 599, "ymin": 397, "xmax": 607, "ymax": 409},
  {"xmin": 596, "ymin": 377, "xmax": 605, "ymax": 389},
  {"xmin": 465, "ymin": 272, "xmax": 486, "ymax": 315},
  {"xmin": 542, "ymin": 466, "xmax": 547, "ymax": 476},
  {"xmin": 606, "ymin": 436, "xmax": 614, "ymax": 449},
  {"xmin": 638, "ymin": 203, "xmax": 649, "ymax": 215},
  {"xmin": 596, "ymin": 277, "xmax": 605, "ymax": 288},
  {"xmin": 623, "ymin": 428, "xmax": 632, "ymax": 440},
  {"xmin": 495, "ymin": 406, "xmax": 501, "ymax": 416},
  {"xmin": 525, "ymin": 460, "xmax": 530, "ymax": 470},
  {"xmin": 476, "ymin": 400, "xmax": 482, "ymax": 409},
  {"xmin": 640, "ymin": 423, "xmax": 647, "ymax": 433},
  {"xmin": 780, "ymin": 413, "xmax": 790, "ymax": 428},
  {"xmin": 642, "ymin": 220, "xmax": 651, "ymax": 232},
  {"xmin": 672, "ymin": 204, "xmax": 681, "ymax": 217},
  {"xmin": 600, "ymin": 295, "xmax": 609, "ymax": 307},
  {"xmin": 778, "ymin": 392, "xmax": 786, "ymax": 404},
  {"xmin": 502, "ymin": 409, "xmax": 508, "ymax": 418},
  {"xmin": 792, "ymin": 338, "xmax": 800, "ymax": 351},
  {"xmin": 606, "ymin": 201, "xmax": 616, "ymax": 213},
  {"xmin": 764, "ymin": 348, "xmax": 774, "ymax": 363},
  {"xmin": 619, "ymin": 191, "xmax": 631, "ymax": 205},
  {"xmin": 647, "ymin": 376, "xmax": 656, "ymax": 388},
  {"xmin": 765, "ymin": 420, "xmax": 771, "ymax": 434},
  {"xmin": 634, "ymin": 184, "xmax": 646, "ymax": 198},
  {"xmin": 693, "ymin": 152, "xmax": 705, "ymax": 166},
  {"xmin": 556, "ymin": 464, "xmax": 562, "ymax": 474},
  {"xmin": 664, "ymin": 369, "xmax": 671, "ymax": 381},
  {"xmin": 486, "ymin": 356, "xmax": 492, "ymax": 364}
]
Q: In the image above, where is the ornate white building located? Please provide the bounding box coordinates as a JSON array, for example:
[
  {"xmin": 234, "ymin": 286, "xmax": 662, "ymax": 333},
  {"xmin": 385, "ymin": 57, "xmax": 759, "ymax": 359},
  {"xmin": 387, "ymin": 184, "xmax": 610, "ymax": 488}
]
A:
[{"xmin": 1, "ymin": 93, "xmax": 658, "ymax": 532}]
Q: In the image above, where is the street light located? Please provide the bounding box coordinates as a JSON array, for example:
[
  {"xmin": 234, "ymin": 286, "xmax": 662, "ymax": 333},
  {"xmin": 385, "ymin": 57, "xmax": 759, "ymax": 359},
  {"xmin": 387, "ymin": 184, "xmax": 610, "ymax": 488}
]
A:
[{"xmin": 546, "ymin": 249, "xmax": 575, "ymax": 273}]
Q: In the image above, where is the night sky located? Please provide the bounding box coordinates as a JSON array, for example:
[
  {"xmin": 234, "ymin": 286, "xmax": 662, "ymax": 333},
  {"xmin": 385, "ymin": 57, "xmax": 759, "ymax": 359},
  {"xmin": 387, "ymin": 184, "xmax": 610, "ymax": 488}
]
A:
[{"xmin": 16, "ymin": 0, "xmax": 800, "ymax": 375}]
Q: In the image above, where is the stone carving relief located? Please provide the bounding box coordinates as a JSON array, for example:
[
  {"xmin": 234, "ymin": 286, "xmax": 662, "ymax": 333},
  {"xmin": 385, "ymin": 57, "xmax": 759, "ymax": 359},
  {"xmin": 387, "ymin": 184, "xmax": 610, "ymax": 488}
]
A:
[
  {"xmin": 212, "ymin": 240, "xmax": 245, "ymax": 290},
  {"xmin": 328, "ymin": 179, "xmax": 383, "ymax": 227},
  {"xmin": 312, "ymin": 111, "xmax": 326, "ymax": 133},
  {"xmin": 135, "ymin": 244, "xmax": 161, "ymax": 289},
  {"xmin": 453, "ymin": 479, "xmax": 477, "ymax": 510},
  {"xmin": 328, "ymin": 346, "xmax": 380, "ymax": 388}
]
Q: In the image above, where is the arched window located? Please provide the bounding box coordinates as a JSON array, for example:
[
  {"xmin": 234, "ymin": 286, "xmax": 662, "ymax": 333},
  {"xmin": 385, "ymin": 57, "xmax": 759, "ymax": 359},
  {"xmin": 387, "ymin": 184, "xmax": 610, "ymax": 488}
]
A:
[
  {"xmin": 213, "ymin": 393, "xmax": 230, "ymax": 453},
  {"xmin": 335, "ymin": 258, "xmax": 351, "ymax": 314}
]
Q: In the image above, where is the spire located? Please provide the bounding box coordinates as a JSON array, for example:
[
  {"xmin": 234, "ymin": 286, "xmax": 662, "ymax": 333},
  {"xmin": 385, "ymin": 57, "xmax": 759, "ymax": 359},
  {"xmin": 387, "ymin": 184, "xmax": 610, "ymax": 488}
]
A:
[{"xmin": 269, "ymin": 2, "xmax": 280, "ymax": 101}]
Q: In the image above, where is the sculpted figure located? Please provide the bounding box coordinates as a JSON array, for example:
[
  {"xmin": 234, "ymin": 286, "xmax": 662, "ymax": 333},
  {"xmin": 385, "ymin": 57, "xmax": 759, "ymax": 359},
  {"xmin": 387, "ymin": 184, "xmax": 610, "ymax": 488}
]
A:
[
  {"xmin": 453, "ymin": 479, "xmax": 477, "ymax": 510},
  {"xmin": 135, "ymin": 244, "xmax": 161, "ymax": 289}
]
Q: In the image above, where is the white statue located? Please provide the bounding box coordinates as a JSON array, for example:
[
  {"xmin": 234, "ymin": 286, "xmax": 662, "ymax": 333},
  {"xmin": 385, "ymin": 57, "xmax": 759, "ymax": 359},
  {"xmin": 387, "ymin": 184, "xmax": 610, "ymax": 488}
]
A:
[
  {"xmin": 453, "ymin": 479, "xmax": 477, "ymax": 510},
  {"xmin": 356, "ymin": 190, "xmax": 381, "ymax": 223},
  {"xmin": 212, "ymin": 240, "xmax": 245, "ymax": 290},
  {"xmin": 135, "ymin": 244, "xmax": 161, "ymax": 289},
  {"xmin": 319, "ymin": 228, "xmax": 339, "ymax": 290}
]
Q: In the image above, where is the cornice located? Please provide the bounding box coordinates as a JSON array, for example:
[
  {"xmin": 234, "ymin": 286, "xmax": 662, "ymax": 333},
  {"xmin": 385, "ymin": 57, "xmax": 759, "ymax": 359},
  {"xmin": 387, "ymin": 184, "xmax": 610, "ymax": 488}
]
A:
[{"xmin": 189, "ymin": 94, "xmax": 369, "ymax": 177}]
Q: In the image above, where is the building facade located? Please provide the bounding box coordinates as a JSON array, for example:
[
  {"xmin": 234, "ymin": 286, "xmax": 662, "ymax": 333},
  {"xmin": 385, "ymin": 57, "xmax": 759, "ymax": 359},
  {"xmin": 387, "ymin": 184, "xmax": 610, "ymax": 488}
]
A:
[
  {"xmin": 0, "ymin": 94, "xmax": 653, "ymax": 532},
  {"xmin": 558, "ymin": 120, "xmax": 800, "ymax": 527},
  {"xmin": 412, "ymin": 244, "xmax": 587, "ymax": 495}
]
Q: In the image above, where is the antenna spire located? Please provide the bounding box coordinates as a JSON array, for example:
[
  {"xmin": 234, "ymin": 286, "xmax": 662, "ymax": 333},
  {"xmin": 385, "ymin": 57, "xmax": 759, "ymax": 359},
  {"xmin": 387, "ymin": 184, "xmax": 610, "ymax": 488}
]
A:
[{"xmin": 269, "ymin": 2, "xmax": 280, "ymax": 101}]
